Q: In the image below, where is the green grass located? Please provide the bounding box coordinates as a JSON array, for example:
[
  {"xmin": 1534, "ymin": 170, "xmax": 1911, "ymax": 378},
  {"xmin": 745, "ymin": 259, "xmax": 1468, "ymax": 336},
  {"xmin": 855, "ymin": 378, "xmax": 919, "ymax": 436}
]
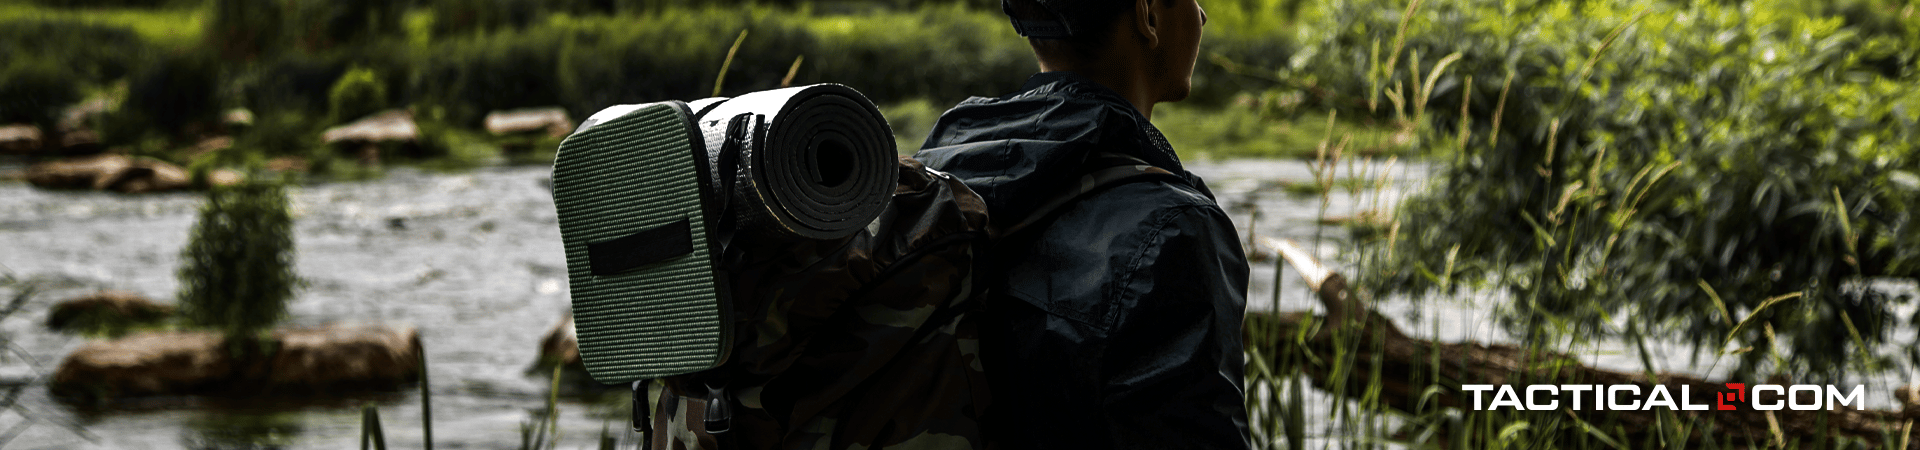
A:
[
  {"xmin": 1154, "ymin": 101, "xmax": 1412, "ymax": 162},
  {"xmin": 0, "ymin": 2, "xmax": 205, "ymax": 49},
  {"xmin": 879, "ymin": 99, "xmax": 947, "ymax": 154},
  {"xmin": 884, "ymin": 99, "xmax": 1411, "ymax": 161}
]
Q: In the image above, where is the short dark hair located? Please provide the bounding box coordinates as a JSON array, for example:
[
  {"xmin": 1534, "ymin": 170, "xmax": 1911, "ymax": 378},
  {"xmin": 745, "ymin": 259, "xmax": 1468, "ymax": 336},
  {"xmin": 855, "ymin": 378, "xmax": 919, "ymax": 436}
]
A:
[{"xmin": 1002, "ymin": 0, "xmax": 1130, "ymax": 51}]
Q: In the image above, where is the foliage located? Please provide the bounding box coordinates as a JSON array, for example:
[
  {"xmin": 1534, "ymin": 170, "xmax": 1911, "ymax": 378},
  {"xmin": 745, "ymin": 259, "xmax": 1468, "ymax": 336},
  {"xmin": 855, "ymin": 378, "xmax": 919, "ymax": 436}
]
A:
[
  {"xmin": 328, "ymin": 66, "xmax": 390, "ymax": 124},
  {"xmin": 0, "ymin": 3, "xmax": 206, "ymax": 49},
  {"xmin": 430, "ymin": 0, "xmax": 598, "ymax": 36},
  {"xmin": 879, "ymin": 99, "xmax": 944, "ymax": 153},
  {"xmin": 230, "ymin": 53, "xmax": 349, "ymax": 116},
  {"xmin": 0, "ymin": 18, "xmax": 155, "ymax": 84},
  {"xmin": 177, "ymin": 179, "xmax": 299, "ymax": 345},
  {"xmin": 5, "ymin": 1, "xmax": 1298, "ymax": 153},
  {"xmin": 206, "ymin": 0, "xmax": 283, "ymax": 60},
  {"xmin": 791, "ymin": 4, "xmax": 1029, "ymax": 104},
  {"xmin": 27, "ymin": 0, "xmax": 178, "ymax": 8},
  {"xmin": 419, "ymin": 7, "xmax": 825, "ymax": 125},
  {"xmin": 280, "ymin": 0, "xmax": 408, "ymax": 52},
  {"xmin": 414, "ymin": 4, "xmax": 1293, "ymax": 126},
  {"xmin": 122, "ymin": 51, "xmax": 224, "ymax": 136},
  {"xmin": 0, "ymin": 60, "xmax": 82, "ymax": 130},
  {"xmin": 1272, "ymin": 0, "xmax": 1920, "ymax": 380},
  {"xmin": 1155, "ymin": 100, "xmax": 1411, "ymax": 161}
]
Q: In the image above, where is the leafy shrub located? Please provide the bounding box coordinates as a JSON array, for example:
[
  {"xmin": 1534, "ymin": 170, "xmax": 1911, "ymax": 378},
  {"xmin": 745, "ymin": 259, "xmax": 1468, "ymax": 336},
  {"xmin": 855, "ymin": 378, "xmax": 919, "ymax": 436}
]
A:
[
  {"xmin": 795, "ymin": 5, "xmax": 1028, "ymax": 104},
  {"xmin": 123, "ymin": 51, "xmax": 224, "ymax": 136},
  {"xmin": 431, "ymin": 0, "xmax": 574, "ymax": 36},
  {"xmin": 281, "ymin": 0, "xmax": 407, "ymax": 51},
  {"xmin": 0, "ymin": 60, "xmax": 83, "ymax": 129},
  {"xmin": 1283, "ymin": 0, "xmax": 1920, "ymax": 380},
  {"xmin": 27, "ymin": 0, "xmax": 183, "ymax": 8},
  {"xmin": 0, "ymin": 19, "xmax": 154, "ymax": 84},
  {"xmin": 231, "ymin": 53, "xmax": 349, "ymax": 115},
  {"xmin": 418, "ymin": 26, "xmax": 575, "ymax": 125},
  {"xmin": 225, "ymin": 111, "xmax": 324, "ymax": 164},
  {"xmin": 206, "ymin": 0, "xmax": 284, "ymax": 60},
  {"xmin": 328, "ymin": 66, "xmax": 389, "ymax": 124},
  {"xmin": 418, "ymin": 6, "xmax": 1035, "ymax": 125},
  {"xmin": 177, "ymin": 179, "xmax": 298, "ymax": 344}
]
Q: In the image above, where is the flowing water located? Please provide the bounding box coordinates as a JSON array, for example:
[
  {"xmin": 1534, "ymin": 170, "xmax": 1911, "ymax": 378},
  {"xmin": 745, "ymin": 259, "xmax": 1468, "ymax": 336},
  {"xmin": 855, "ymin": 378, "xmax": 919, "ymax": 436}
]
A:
[{"xmin": 0, "ymin": 159, "xmax": 1911, "ymax": 449}]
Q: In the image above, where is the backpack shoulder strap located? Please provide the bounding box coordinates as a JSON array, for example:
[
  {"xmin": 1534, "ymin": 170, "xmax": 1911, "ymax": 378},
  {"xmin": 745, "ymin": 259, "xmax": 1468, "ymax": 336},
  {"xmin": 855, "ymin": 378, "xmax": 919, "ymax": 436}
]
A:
[{"xmin": 990, "ymin": 152, "xmax": 1188, "ymax": 240}]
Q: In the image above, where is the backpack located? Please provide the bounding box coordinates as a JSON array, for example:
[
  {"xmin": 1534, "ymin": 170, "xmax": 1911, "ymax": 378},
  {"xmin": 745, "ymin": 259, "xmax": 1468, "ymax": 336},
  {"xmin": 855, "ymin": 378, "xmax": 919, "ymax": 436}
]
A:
[{"xmin": 553, "ymin": 86, "xmax": 1180, "ymax": 450}]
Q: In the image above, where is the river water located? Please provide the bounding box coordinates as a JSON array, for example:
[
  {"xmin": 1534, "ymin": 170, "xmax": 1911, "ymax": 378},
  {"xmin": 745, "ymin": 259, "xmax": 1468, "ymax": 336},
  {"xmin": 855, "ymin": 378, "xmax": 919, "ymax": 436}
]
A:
[{"xmin": 0, "ymin": 158, "xmax": 1911, "ymax": 449}]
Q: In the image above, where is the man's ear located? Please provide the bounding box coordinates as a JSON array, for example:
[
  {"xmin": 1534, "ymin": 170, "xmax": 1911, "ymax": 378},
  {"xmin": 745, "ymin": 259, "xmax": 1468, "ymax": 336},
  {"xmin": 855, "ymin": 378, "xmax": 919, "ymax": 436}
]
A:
[{"xmin": 1134, "ymin": 0, "xmax": 1160, "ymax": 49}]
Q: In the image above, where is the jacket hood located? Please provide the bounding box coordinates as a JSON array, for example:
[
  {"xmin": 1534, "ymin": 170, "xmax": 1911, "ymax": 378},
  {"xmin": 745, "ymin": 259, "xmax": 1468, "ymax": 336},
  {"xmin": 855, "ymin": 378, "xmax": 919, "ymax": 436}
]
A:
[{"xmin": 911, "ymin": 72, "xmax": 1202, "ymax": 227}]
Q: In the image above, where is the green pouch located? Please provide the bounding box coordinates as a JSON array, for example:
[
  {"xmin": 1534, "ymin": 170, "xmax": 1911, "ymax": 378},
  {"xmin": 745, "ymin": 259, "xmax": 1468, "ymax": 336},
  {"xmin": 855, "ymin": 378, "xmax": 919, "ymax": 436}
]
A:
[{"xmin": 552, "ymin": 101, "xmax": 731, "ymax": 384}]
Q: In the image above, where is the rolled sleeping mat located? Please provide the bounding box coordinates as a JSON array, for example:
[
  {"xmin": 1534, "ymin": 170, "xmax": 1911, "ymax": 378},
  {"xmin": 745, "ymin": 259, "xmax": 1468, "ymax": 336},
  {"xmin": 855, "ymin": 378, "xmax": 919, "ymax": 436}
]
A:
[
  {"xmin": 689, "ymin": 84, "xmax": 897, "ymax": 240},
  {"xmin": 551, "ymin": 84, "xmax": 897, "ymax": 384},
  {"xmin": 553, "ymin": 100, "xmax": 732, "ymax": 384}
]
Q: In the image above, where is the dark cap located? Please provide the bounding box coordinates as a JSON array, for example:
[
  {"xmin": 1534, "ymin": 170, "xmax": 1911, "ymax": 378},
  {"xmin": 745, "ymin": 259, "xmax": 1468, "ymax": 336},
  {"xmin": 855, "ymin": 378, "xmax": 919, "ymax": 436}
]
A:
[{"xmin": 1001, "ymin": 0, "xmax": 1127, "ymax": 40}]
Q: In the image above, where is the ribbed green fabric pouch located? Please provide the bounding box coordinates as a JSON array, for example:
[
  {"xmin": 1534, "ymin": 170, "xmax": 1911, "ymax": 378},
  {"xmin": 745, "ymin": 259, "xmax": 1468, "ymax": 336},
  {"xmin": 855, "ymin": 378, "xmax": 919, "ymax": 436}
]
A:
[{"xmin": 552, "ymin": 101, "xmax": 729, "ymax": 384}]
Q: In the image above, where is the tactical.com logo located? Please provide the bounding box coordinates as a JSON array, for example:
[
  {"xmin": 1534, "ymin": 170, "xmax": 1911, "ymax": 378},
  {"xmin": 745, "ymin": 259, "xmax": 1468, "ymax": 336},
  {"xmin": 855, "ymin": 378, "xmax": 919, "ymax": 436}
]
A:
[{"xmin": 1462, "ymin": 383, "xmax": 1864, "ymax": 411}]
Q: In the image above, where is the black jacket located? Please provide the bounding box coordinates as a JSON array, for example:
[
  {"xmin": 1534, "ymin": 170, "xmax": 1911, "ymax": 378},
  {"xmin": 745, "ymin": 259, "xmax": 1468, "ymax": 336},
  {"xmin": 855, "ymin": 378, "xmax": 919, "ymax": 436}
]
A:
[{"xmin": 914, "ymin": 72, "xmax": 1252, "ymax": 449}]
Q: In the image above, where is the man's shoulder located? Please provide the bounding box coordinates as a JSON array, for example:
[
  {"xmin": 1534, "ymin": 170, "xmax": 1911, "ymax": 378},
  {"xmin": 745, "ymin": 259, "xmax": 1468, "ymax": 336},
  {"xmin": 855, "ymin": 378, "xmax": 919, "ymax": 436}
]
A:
[{"xmin": 1065, "ymin": 178, "xmax": 1224, "ymax": 228}]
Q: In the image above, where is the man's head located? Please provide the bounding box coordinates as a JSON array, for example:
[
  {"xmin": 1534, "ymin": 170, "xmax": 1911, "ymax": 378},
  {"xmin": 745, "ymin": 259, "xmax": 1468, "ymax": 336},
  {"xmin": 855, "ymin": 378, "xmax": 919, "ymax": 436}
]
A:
[{"xmin": 1003, "ymin": 0, "xmax": 1207, "ymax": 111}]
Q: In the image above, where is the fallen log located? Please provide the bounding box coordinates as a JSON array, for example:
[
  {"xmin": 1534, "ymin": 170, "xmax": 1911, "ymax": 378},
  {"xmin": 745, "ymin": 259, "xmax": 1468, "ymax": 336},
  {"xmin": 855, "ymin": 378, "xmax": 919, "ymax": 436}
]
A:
[{"xmin": 1248, "ymin": 236, "xmax": 1916, "ymax": 448}]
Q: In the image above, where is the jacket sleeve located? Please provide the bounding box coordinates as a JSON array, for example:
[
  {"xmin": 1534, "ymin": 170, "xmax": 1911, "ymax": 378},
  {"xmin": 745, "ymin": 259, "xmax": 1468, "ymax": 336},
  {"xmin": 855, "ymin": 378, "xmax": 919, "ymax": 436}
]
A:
[{"xmin": 1100, "ymin": 203, "xmax": 1252, "ymax": 450}]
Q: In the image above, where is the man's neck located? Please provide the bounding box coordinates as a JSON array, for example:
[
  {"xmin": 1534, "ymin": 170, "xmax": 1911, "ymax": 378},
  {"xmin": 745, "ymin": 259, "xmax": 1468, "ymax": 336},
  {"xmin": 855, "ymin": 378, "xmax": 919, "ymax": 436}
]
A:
[{"xmin": 1037, "ymin": 60, "xmax": 1157, "ymax": 120}]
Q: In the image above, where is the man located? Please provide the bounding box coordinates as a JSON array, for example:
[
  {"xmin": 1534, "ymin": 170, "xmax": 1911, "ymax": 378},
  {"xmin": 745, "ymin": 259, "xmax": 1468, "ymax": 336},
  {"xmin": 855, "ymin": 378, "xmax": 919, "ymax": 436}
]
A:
[{"xmin": 913, "ymin": 0, "xmax": 1252, "ymax": 448}]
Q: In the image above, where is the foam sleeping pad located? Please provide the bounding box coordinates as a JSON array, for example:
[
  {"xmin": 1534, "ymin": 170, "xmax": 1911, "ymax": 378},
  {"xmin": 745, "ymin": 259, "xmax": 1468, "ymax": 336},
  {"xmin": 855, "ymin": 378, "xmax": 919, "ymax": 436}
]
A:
[
  {"xmin": 690, "ymin": 84, "xmax": 897, "ymax": 240},
  {"xmin": 552, "ymin": 84, "xmax": 896, "ymax": 384}
]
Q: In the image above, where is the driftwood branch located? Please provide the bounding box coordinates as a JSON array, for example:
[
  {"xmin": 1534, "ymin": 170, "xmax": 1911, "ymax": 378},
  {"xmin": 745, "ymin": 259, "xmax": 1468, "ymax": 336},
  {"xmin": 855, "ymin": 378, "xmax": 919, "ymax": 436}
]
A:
[{"xmin": 1248, "ymin": 237, "xmax": 1918, "ymax": 447}]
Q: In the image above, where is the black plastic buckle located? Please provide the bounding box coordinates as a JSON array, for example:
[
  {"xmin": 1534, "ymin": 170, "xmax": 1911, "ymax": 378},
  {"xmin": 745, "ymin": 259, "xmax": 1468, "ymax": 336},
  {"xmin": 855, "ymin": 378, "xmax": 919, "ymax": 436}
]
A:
[
  {"xmin": 632, "ymin": 380, "xmax": 653, "ymax": 450},
  {"xmin": 704, "ymin": 381, "xmax": 732, "ymax": 434}
]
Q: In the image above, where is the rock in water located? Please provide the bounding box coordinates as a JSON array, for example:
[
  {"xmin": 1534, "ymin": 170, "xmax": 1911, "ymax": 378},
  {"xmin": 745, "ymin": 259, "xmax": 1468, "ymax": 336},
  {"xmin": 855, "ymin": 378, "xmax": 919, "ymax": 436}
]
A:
[
  {"xmin": 25, "ymin": 154, "xmax": 194, "ymax": 193},
  {"xmin": 44, "ymin": 291, "xmax": 175, "ymax": 334},
  {"xmin": 485, "ymin": 107, "xmax": 574, "ymax": 138},
  {"xmin": 0, "ymin": 124, "xmax": 43, "ymax": 154},
  {"xmin": 50, "ymin": 331, "xmax": 233, "ymax": 399},
  {"xmin": 50, "ymin": 324, "xmax": 424, "ymax": 401},
  {"xmin": 535, "ymin": 314, "xmax": 581, "ymax": 371},
  {"xmin": 257, "ymin": 324, "xmax": 423, "ymax": 393},
  {"xmin": 322, "ymin": 109, "xmax": 420, "ymax": 164},
  {"xmin": 26, "ymin": 154, "xmax": 133, "ymax": 190}
]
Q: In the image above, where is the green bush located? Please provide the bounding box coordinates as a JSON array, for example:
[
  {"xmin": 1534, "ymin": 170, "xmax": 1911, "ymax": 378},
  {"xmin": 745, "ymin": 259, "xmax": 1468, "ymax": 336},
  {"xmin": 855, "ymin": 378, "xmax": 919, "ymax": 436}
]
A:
[
  {"xmin": 27, "ymin": 0, "xmax": 185, "ymax": 8},
  {"xmin": 177, "ymin": 179, "xmax": 298, "ymax": 345},
  {"xmin": 1285, "ymin": 0, "xmax": 1920, "ymax": 380},
  {"xmin": 0, "ymin": 60, "xmax": 83, "ymax": 129},
  {"xmin": 281, "ymin": 0, "xmax": 408, "ymax": 51},
  {"xmin": 123, "ymin": 51, "xmax": 224, "ymax": 136},
  {"xmin": 206, "ymin": 0, "xmax": 284, "ymax": 60},
  {"xmin": 231, "ymin": 53, "xmax": 349, "ymax": 115},
  {"xmin": 794, "ymin": 5, "xmax": 1029, "ymax": 104},
  {"xmin": 430, "ymin": 0, "xmax": 573, "ymax": 36},
  {"xmin": 411, "ymin": 3, "xmax": 1299, "ymax": 144},
  {"xmin": 328, "ymin": 66, "xmax": 389, "ymax": 124},
  {"xmin": 0, "ymin": 19, "xmax": 155, "ymax": 85}
]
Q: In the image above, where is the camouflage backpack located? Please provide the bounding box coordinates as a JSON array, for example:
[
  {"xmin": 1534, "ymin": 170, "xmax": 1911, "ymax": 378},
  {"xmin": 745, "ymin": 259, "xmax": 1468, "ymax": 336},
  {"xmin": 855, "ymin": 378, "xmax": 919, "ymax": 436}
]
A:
[
  {"xmin": 552, "ymin": 88, "xmax": 1176, "ymax": 450},
  {"xmin": 637, "ymin": 153, "xmax": 1179, "ymax": 450}
]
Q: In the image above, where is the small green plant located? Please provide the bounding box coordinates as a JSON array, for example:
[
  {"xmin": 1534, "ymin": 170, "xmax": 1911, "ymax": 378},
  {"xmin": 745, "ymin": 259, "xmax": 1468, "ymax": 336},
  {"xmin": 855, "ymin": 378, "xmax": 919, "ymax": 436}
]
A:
[
  {"xmin": 520, "ymin": 364, "xmax": 565, "ymax": 450},
  {"xmin": 328, "ymin": 66, "xmax": 388, "ymax": 125},
  {"xmin": 361, "ymin": 405, "xmax": 388, "ymax": 450},
  {"xmin": 176, "ymin": 178, "xmax": 298, "ymax": 353}
]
